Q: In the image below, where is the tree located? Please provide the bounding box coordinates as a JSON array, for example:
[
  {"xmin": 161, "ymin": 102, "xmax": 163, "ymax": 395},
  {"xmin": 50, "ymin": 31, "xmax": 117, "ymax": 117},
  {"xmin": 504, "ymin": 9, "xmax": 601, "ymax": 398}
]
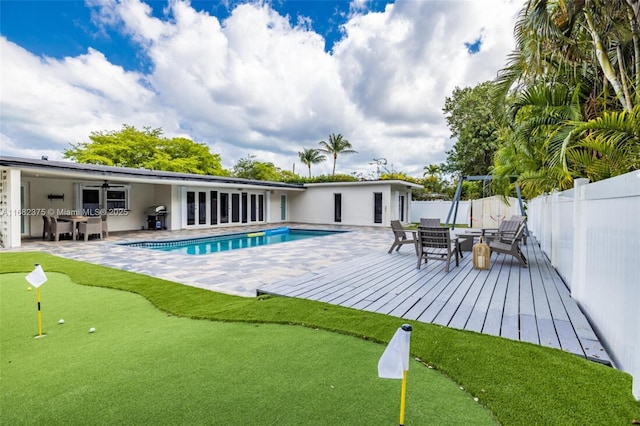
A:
[
  {"xmin": 318, "ymin": 133, "xmax": 357, "ymax": 175},
  {"xmin": 489, "ymin": 1, "xmax": 640, "ymax": 197},
  {"xmin": 298, "ymin": 148, "xmax": 326, "ymax": 178},
  {"xmin": 232, "ymin": 154, "xmax": 289, "ymax": 181},
  {"xmin": 64, "ymin": 125, "xmax": 227, "ymax": 175},
  {"xmin": 443, "ymin": 82, "xmax": 502, "ymax": 176}
]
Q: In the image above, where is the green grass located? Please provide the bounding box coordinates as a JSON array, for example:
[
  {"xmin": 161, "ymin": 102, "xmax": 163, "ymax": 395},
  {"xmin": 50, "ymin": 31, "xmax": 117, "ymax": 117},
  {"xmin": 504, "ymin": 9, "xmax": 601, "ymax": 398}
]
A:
[
  {"xmin": 2, "ymin": 252, "xmax": 639, "ymax": 425},
  {"xmin": 1, "ymin": 272, "xmax": 493, "ymax": 425}
]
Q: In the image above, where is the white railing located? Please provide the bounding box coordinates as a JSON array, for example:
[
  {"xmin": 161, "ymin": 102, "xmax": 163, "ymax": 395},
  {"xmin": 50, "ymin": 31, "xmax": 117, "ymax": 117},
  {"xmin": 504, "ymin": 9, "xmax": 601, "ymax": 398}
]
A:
[{"xmin": 528, "ymin": 171, "xmax": 640, "ymax": 400}]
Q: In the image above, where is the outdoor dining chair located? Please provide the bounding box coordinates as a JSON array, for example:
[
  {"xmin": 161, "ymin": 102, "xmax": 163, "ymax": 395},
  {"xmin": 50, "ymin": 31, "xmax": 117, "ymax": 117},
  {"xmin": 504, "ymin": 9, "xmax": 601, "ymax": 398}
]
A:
[
  {"xmin": 416, "ymin": 226, "xmax": 460, "ymax": 272},
  {"xmin": 49, "ymin": 217, "xmax": 74, "ymax": 242},
  {"xmin": 78, "ymin": 217, "xmax": 103, "ymax": 241},
  {"xmin": 42, "ymin": 215, "xmax": 52, "ymax": 240},
  {"xmin": 419, "ymin": 218, "xmax": 441, "ymax": 227}
]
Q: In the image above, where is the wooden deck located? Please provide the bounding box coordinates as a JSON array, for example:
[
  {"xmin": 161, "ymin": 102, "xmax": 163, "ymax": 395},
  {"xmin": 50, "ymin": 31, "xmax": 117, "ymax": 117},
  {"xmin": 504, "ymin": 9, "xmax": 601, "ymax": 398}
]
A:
[{"xmin": 258, "ymin": 238, "xmax": 611, "ymax": 364}]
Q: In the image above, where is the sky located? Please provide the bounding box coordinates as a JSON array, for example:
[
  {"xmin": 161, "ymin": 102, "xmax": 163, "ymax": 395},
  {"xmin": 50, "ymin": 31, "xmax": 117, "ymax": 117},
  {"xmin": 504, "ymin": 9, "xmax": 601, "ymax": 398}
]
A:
[{"xmin": 0, "ymin": 0, "xmax": 524, "ymax": 178}]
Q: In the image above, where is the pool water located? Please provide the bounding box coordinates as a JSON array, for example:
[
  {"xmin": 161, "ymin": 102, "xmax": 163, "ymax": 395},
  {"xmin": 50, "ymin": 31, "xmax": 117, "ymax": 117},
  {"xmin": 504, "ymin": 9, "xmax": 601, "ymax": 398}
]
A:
[{"xmin": 123, "ymin": 228, "xmax": 345, "ymax": 255}]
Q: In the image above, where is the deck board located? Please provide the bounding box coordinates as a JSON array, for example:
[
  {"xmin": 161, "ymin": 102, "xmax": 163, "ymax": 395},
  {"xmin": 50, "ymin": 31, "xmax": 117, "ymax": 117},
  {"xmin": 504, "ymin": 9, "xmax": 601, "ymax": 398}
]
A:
[{"xmin": 257, "ymin": 237, "xmax": 611, "ymax": 364}]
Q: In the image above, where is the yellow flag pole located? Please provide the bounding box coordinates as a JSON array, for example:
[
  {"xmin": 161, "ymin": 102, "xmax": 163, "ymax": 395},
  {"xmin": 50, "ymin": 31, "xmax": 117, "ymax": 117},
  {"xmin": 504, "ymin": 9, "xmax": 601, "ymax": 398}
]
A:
[
  {"xmin": 36, "ymin": 287, "xmax": 43, "ymax": 337},
  {"xmin": 399, "ymin": 369, "xmax": 408, "ymax": 426}
]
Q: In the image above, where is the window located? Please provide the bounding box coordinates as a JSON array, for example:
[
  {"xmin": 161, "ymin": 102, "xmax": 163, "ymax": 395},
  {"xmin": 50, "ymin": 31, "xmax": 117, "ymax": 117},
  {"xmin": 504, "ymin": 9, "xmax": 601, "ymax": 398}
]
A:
[
  {"xmin": 231, "ymin": 193, "xmax": 240, "ymax": 223},
  {"xmin": 258, "ymin": 194, "xmax": 264, "ymax": 221},
  {"xmin": 198, "ymin": 192, "xmax": 207, "ymax": 225},
  {"xmin": 374, "ymin": 192, "xmax": 382, "ymax": 224},
  {"xmin": 220, "ymin": 193, "xmax": 229, "ymax": 223},
  {"xmin": 106, "ymin": 189, "xmax": 127, "ymax": 210},
  {"xmin": 241, "ymin": 192, "xmax": 248, "ymax": 223},
  {"xmin": 77, "ymin": 183, "xmax": 130, "ymax": 215},
  {"xmin": 334, "ymin": 193, "xmax": 342, "ymax": 223},
  {"xmin": 250, "ymin": 194, "xmax": 257, "ymax": 222},
  {"xmin": 210, "ymin": 191, "xmax": 218, "ymax": 225},
  {"xmin": 187, "ymin": 192, "xmax": 195, "ymax": 225}
]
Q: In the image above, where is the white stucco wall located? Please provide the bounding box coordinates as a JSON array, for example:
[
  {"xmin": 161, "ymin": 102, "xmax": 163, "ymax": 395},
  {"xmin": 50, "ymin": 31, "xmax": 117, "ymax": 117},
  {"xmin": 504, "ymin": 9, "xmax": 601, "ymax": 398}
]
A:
[
  {"xmin": 288, "ymin": 182, "xmax": 415, "ymax": 226},
  {"xmin": 20, "ymin": 177, "xmax": 157, "ymax": 236}
]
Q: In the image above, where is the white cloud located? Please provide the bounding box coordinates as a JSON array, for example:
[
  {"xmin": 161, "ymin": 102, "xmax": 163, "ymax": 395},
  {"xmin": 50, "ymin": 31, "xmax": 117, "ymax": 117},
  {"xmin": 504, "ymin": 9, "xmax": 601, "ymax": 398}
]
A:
[{"xmin": 0, "ymin": 0, "xmax": 524, "ymax": 176}]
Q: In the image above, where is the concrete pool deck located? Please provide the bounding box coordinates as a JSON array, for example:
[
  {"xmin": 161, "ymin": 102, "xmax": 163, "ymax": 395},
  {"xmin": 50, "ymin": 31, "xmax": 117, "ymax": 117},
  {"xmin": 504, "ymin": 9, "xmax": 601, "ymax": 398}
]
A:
[{"xmin": 11, "ymin": 223, "xmax": 389, "ymax": 297}]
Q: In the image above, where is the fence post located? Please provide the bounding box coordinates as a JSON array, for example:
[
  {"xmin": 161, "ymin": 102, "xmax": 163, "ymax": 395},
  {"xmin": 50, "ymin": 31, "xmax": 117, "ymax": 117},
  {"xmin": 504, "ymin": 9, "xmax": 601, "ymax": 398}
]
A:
[
  {"xmin": 570, "ymin": 178, "xmax": 589, "ymax": 300},
  {"xmin": 550, "ymin": 191, "xmax": 560, "ymax": 269}
]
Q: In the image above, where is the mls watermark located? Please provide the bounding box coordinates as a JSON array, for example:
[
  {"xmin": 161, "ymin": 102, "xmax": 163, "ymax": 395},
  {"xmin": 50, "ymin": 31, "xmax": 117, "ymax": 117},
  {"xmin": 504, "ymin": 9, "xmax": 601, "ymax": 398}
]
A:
[{"xmin": 0, "ymin": 208, "xmax": 130, "ymax": 217}]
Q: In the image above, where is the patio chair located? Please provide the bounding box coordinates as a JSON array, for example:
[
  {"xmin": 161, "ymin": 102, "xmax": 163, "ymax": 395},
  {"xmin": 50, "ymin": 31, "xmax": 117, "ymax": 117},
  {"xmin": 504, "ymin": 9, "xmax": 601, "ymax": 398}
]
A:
[
  {"xmin": 78, "ymin": 217, "xmax": 103, "ymax": 241},
  {"xmin": 489, "ymin": 222, "xmax": 528, "ymax": 267},
  {"xmin": 419, "ymin": 218, "xmax": 441, "ymax": 227},
  {"xmin": 388, "ymin": 220, "xmax": 417, "ymax": 254},
  {"xmin": 416, "ymin": 226, "xmax": 460, "ymax": 272},
  {"xmin": 101, "ymin": 214, "xmax": 109, "ymax": 238},
  {"xmin": 483, "ymin": 219, "xmax": 521, "ymax": 244},
  {"xmin": 42, "ymin": 215, "xmax": 52, "ymax": 240},
  {"xmin": 50, "ymin": 217, "xmax": 74, "ymax": 242}
]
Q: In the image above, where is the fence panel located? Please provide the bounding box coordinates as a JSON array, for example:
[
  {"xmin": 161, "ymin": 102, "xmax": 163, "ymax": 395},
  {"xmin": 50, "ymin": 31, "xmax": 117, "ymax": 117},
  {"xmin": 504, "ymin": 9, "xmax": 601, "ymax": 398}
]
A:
[
  {"xmin": 410, "ymin": 200, "xmax": 470, "ymax": 225},
  {"xmin": 528, "ymin": 170, "xmax": 640, "ymax": 400}
]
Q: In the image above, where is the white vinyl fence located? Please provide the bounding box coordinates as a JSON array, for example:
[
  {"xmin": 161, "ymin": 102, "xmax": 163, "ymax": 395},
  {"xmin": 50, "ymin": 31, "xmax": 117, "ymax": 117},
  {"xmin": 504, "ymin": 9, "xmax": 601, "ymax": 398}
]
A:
[
  {"xmin": 528, "ymin": 171, "xmax": 640, "ymax": 400},
  {"xmin": 410, "ymin": 200, "xmax": 470, "ymax": 225}
]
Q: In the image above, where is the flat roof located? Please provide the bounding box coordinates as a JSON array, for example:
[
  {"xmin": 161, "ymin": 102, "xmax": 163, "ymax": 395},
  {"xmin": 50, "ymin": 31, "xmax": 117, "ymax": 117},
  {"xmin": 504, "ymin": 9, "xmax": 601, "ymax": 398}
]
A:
[{"xmin": 0, "ymin": 156, "xmax": 421, "ymax": 190}]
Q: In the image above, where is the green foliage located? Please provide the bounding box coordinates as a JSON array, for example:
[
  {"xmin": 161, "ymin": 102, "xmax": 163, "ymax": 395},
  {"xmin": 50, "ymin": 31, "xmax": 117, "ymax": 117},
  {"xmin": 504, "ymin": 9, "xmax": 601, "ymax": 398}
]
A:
[
  {"xmin": 281, "ymin": 173, "xmax": 359, "ymax": 184},
  {"xmin": 490, "ymin": 1, "xmax": 639, "ymax": 198},
  {"xmin": 378, "ymin": 172, "xmax": 420, "ymax": 183},
  {"xmin": 232, "ymin": 154, "xmax": 292, "ymax": 181},
  {"xmin": 64, "ymin": 125, "xmax": 228, "ymax": 175},
  {"xmin": 298, "ymin": 148, "xmax": 326, "ymax": 178},
  {"xmin": 443, "ymin": 81, "xmax": 502, "ymax": 176},
  {"xmin": 318, "ymin": 133, "xmax": 357, "ymax": 175}
]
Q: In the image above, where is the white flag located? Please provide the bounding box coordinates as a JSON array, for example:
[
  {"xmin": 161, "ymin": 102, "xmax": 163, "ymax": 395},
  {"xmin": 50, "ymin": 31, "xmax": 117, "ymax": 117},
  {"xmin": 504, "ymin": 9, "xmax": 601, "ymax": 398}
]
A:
[
  {"xmin": 378, "ymin": 325, "xmax": 412, "ymax": 379},
  {"xmin": 26, "ymin": 264, "xmax": 47, "ymax": 288}
]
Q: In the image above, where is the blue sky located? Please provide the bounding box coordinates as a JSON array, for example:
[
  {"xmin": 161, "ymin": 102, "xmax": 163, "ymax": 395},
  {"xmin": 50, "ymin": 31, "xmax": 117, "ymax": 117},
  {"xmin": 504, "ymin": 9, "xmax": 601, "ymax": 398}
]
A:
[
  {"xmin": 0, "ymin": 0, "xmax": 523, "ymax": 177},
  {"xmin": 2, "ymin": 1, "xmax": 389, "ymax": 72}
]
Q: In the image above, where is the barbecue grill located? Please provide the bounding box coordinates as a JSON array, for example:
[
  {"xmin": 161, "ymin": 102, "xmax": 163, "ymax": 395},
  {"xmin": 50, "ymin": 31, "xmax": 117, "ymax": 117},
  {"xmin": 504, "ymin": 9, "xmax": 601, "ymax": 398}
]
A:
[{"xmin": 145, "ymin": 205, "xmax": 168, "ymax": 230}]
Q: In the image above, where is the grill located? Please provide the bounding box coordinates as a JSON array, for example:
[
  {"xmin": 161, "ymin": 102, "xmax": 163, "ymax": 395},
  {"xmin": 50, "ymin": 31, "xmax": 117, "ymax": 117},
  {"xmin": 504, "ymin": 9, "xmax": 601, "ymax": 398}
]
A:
[{"xmin": 144, "ymin": 205, "xmax": 168, "ymax": 230}]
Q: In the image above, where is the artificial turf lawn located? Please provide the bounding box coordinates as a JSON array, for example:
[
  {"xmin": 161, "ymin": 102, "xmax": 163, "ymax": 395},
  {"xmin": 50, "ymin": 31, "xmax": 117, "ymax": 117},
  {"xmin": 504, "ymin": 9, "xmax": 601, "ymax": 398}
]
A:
[
  {"xmin": 1, "ymin": 252, "xmax": 639, "ymax": 425},
  {"xmin": 1, "ymin": 272, "xmax": 495, "ymax": 425}
]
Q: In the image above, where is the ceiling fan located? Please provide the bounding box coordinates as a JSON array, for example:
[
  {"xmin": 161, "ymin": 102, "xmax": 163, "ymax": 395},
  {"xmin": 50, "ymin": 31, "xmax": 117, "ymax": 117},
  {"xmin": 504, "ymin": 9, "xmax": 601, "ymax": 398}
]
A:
[{"xmin": 101, "ymin": 180, "xmax": 124, "ymax": 189}]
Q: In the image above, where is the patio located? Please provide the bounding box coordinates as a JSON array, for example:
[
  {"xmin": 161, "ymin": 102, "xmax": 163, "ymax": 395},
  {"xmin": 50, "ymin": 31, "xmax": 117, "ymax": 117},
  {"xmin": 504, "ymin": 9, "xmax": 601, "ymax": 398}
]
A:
[{"xmin": 14, "ymin": 224, "xmax": 611, "ymax": 364}]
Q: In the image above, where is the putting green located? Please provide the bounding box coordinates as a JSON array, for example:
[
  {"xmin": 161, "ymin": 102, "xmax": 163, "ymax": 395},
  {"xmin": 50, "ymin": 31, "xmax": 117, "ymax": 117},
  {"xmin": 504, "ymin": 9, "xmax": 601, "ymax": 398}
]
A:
[{"xmin": 1, "ymin": 272, "xmax": 496, "ymax": 425}]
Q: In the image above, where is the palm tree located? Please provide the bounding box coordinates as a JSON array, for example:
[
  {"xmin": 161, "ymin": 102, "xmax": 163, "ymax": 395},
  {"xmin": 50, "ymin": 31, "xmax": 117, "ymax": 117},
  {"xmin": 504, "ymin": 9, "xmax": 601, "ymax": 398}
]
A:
[
  {"xmin": 318, "ymin": 133, "xmax": 357, "ymax": 175},
  {"xmin": 298, "ymin": 148, "xmax": 326, "ymax": 178}
]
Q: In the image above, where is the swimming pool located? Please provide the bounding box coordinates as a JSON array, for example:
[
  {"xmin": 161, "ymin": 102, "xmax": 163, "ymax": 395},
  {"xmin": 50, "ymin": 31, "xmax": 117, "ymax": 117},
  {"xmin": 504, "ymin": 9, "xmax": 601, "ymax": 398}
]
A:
[{"xmin": 122, "ymin": 228, "xmax": 346, "ymax": 255}]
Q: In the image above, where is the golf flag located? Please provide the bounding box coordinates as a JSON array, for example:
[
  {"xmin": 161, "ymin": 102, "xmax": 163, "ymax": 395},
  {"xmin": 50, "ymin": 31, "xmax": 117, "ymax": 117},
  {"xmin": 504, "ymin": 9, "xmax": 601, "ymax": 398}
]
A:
[
  {"xmin": 26, "ymin": 264, "xmax": 47, "ymax": 337},
  {"xmin": 26, "ymin": 264, "xmax": 47, "ymax": 288},
  {"xmin": 378, "ymin": 324, "xmax": 412, "ymax": 379},
  {"xmin": 378, "ymin": 324, "xmax": 412, "ymax": 426}
]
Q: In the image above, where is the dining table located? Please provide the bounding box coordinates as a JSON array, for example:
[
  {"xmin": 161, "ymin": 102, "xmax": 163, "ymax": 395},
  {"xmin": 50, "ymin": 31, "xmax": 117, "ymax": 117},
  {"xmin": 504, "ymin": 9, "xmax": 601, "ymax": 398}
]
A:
[{"xmin": 57, "ymin": 215, "xmax": 88, "ymax": 240}]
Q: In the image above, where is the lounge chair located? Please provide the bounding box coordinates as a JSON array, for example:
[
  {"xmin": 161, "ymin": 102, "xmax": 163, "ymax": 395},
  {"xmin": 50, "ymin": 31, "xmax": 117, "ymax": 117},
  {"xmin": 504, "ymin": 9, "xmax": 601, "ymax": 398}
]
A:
[
  {"xmin": 42, "ymin": 215, "xmax": 52, "ymax": 240},
  {"xmin": 78, "ymin": 217, "xmax": 103, "ymax": 241},
  {"xmin": 50, "ymin": 217, "xmax": 74, "ymax": 242},
  {"xmin": 419, "ymin": 218, "xmax": 441, "ymax": 227},
  {"xmin": 388, "ymin": 220, "xmax": 417, "ymax": 254},
  {"xmin": 489, "ymin": 222, "xmax": 528, "ymax": 267},
  {"xmin": 483, "ymin": 219, "xmax": 522, "ymax": 244},
  {"xmin": 416, "ymin": 226, "xmax": 460, "ymax": 272}
]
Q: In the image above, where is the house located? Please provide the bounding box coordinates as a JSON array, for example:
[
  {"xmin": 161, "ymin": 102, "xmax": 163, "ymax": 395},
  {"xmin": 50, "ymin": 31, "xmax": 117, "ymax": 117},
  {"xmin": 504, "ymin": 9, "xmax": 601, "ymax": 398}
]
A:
[{"xmin": 0, "ymin": 156, "xmax": 421, "ymax": 248}]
